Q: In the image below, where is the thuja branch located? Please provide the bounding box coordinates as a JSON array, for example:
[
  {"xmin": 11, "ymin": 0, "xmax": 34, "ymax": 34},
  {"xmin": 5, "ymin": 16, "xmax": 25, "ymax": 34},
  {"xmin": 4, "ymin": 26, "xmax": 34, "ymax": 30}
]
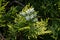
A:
[
  {"xmin": 7, "ymin": 0, "xmax": 25, "ymax": 7},
  {"xmin": 0, "ymin": 33, "xmax": 6, "ymax": 40}
]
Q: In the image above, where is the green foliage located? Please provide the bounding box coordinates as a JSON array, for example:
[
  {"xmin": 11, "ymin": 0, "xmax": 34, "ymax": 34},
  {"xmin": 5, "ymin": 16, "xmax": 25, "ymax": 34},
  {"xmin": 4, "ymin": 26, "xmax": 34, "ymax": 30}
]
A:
[
  {"xmin": 0, "ymin": 0, "xmax": 8, "ymax": 27},
  {"xmin": 48, "ymin": 20, "xmax": 60, "ymax": 40},
  {"xmin": 6, "ymin": 5, "xmax": 52, "ymax": 40},
  {"xmin": 0, "ymin": 0, "xmax": 60, "ymax": 40}
]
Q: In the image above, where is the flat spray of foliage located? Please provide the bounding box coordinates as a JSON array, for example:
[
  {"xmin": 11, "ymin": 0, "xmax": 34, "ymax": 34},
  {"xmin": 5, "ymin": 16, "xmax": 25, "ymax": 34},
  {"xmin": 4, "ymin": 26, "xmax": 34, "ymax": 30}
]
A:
[
  {"xmin": 0, "ymin": 0, "xmax": 60, "ymax": 40},
  {"xmin": 7, "ymin": 4, "xmax": 52, "ymax": 40}
]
